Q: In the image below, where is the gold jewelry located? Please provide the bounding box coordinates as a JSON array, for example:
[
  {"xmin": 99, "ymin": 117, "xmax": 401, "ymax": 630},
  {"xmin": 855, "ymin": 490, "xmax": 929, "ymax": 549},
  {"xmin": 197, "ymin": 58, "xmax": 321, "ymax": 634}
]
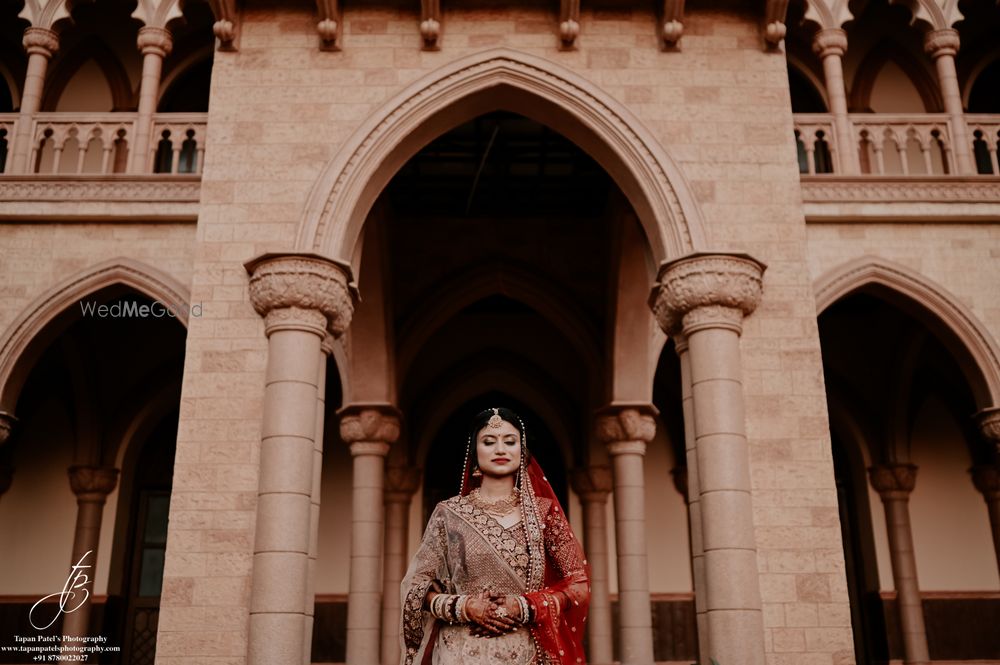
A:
[
  {"xmin": 495, "ymin": 606, "xmax": 508, "ymax": 618},
  {"xmin": 469, "ymin": 487, "xmax": 520, "ymax": 516},
  {"xmin": 488, "ymin": 408, "xmax": 503, "ymax": 429}
]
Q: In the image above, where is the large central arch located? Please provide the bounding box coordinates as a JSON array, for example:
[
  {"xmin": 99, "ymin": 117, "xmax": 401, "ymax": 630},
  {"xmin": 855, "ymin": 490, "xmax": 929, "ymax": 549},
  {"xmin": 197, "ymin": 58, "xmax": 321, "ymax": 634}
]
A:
[{"xmin": 296, "ymin": 48, "xmax": 706, "ymax": 269}]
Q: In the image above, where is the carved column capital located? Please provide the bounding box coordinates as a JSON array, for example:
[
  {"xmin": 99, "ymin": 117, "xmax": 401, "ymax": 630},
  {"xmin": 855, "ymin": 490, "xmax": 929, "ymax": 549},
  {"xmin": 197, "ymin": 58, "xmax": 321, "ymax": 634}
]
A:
[
  {"xmin": 812, "ymin": 28, "xmax": 847, "ymax": 58},
  {"xmin": 976, "ymin": 408, "xmax": 1000, "ymax": 455},
  {"xmin": 649, "ymin": 252, "xmax": 766, "ymax": 336},
  {"xmin": 571, "ymin": 465, "xmax": 613, "ymax": 502},
  {"xmin": 971, "ymin": 464, "xmax": 1000, "ymax": 502},
  {"xmin": 670, "ymin": 465, "xmax": 689, "ymax": 502},
  {"xmin": 23, "ymin": 27, "xmax": 58, "ymax": 58},
  {"xmin": 0, "ymin": 412, "xmax": 17, "ymax": 447},
  {"xmin": 868, "ymin": 463, "xmax": 917, "ymax": 501},
  {"xmin": 245, "ymin": 252, "xmax": 355, "ymax": 339},
  {"xmin": 68, "ymin": 466, "xmax": 119, "ymax": 502},
  {"xmin": 385, "ymin": 466, "xmax": 421, "ymax": 503},
  {"xmin": 923, "ymin": 28, "xmax": 960, "ymax": 58},
  {"xmin": 595, "ymin": 404, "xmax": 657, "ymax": 457},
  {"xmin": 137, "ymin": 26, "xmax": 173, "ymax": 57},
  {"xmin": 339, "ymin": 404, "xmax": 401, "ymax": 456}
]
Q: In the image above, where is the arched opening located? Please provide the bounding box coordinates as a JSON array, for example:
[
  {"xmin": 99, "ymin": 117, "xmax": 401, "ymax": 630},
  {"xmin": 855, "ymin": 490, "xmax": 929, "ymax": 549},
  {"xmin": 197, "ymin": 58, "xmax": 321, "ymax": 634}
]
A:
[
  {"xmin": 788, "ymin": 63, "xmax": 828, "ymax": 113},
  {"xmin": 968, "ymin": 59, "xmax": 1000, "ymax": 113},
  {"xmin": 158, "ymin": 57, "xmax": 213, "ymax": 113},
  {"xmin": 0, "ymin": 286, "xmax": 187, "ymax": 664},
  {"xmin": 818, "ymin": 288, "xmax": 1000, "ymax": 662}
]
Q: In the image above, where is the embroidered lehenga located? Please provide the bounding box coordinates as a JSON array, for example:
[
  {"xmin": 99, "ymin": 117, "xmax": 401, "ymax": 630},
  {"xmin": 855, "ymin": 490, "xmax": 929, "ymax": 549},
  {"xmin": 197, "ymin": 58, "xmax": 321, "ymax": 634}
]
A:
[{"xmin": 400, "ymin": 426, "xmax": 590, "ymax": 665}]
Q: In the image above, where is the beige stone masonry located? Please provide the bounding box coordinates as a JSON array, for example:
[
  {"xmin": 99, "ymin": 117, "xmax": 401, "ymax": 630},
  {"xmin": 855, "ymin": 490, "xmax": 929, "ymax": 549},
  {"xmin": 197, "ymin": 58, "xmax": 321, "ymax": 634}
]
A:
[
  {"xmin": 381, "ymin": 465, "xmax": 421, "ymax": 665},
  {"xmin": 570, "ymin": 465, "xmax": 614, "ymax": 665}
]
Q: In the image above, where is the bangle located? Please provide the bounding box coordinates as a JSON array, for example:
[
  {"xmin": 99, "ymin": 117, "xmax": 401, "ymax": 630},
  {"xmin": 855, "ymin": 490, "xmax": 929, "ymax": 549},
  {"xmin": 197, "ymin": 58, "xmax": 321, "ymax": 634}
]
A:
[
  {"xmin": 456, "ymin": 595, "xmax": 469, "ymax": 623},
  {"xmin": 516, "ymin": 595, "xmax": 530, "ymax": 625},
  {"xmin": 447, "ymin": 595, "xmax": 460, "ymax": 623}
]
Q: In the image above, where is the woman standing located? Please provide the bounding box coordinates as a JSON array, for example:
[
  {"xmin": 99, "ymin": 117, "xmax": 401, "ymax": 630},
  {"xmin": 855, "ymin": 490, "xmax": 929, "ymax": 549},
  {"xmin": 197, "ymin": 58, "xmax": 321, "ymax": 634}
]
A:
[{"xmin": 400, "ymin": 407, "xmax": 590, "ymax": 665}]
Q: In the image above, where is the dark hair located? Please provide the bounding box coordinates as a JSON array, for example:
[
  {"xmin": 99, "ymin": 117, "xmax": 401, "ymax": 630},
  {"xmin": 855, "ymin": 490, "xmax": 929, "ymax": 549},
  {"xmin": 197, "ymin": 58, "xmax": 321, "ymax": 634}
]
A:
[{"xmin": 466, "ymin": 407, "xmax": 529, "ymax": 473}]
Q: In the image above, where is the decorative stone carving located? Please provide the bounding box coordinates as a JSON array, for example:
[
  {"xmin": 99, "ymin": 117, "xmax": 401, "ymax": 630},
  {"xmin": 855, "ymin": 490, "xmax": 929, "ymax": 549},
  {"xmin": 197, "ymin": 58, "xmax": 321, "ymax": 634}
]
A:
[
  {"xmin": 571, "ymin": 466, "xmax": 613, "ymax": 501},
  {"xmin": 339, "ymin": 404, "xmax": 401, "ymax": 450},
  {"xmin": 800, "ymin": 178, "xmax": 1000, "ymax": 203},
  {"xmin": 23, "ymin": 27, "xmax": 59, "ymax": 58},
  {"xmin": 649, "ymin": 252, "xmax": 766, "ymax": 336},
  {"xmin": 977, "ymin": 408, "xmax": 1000, "ymax": 454},
  {"xmin": 660, "ymin": 0, "xmax": 684, "ymax": 48},
  {"xmin": 972, "ymin": 465, "xmax": 1000, "ymax": 502},
  {"xmin": 420, "ymin": 0, "xmax": 441, "ymax": 50},
  {"xmin": 68, "ymin": 466, "xmax": 120, "ymax": 501},
  {"xmin": 137, "ymin": 26, "xmax": 173, "ymax": 57},
  {"xmin": 923, "ymin": 28, "xmax": 960, "ymax": 58},
  {"xmin": 316, "ymin": 0, "xmax": 341, "ymax": 50},
  {"xmin": 385, "ymin": 466, "xmax": 422, "ymax": 503},
  {"xmin": 812, "ymin": 28, "xmax": 847, "ymax": 58},
  {"xmin": 209, "ymin": 0, "xmax": 238, "ymax": 50},
  {"xmin": 558, "ymin": 0, "xmax": 580, "ymax": 49},
  {"xmin": 594, "ymin": 405, "xmax": 657, "ymax": 454},
  {"xmin": 763, "ymin": 0, "xmax": 788, "ymax": 47},
  {"xmin": 868, "ymin": 463, "xmax": 918, "ymax": 499},
  {"xmin": 0, "ymin": 412, "xmax": 16, "ymax": 447},
  {"xmin": 244, "ymin": 253, "xmax": 354, "ymax": 338}
]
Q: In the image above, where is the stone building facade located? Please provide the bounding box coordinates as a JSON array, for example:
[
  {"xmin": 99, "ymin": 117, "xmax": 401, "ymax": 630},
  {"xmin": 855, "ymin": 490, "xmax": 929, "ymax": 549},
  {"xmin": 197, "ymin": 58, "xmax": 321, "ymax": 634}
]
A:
[{"xmin": 0, "ymin": 1, "xmax": 998, "ymax": 665}]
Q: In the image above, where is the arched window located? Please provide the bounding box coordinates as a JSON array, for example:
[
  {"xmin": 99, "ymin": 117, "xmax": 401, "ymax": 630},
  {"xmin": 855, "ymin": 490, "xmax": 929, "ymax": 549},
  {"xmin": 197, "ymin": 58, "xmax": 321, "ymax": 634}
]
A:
[
  {"xmin": 788, "ymin": 64, "xmax": 827, "ymax": 113},
  {"xmin": 158, "ymin": 58, "xmax": 213, "ymax": 113}
]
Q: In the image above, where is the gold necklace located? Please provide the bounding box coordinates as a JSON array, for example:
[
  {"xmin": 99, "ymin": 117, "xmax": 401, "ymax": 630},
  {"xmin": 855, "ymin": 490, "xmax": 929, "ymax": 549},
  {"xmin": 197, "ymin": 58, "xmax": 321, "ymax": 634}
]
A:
[{"xmin": 469, "ymin": 488, "xmax": 521, "ymax": 516}]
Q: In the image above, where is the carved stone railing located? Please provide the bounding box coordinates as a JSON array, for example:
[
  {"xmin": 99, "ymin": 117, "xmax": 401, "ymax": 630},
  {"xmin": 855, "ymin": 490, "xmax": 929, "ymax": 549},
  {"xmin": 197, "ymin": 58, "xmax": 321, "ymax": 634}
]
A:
[
  {"xmin": 0, "ymin": 112, "xmax": 207, "ymax": 176},
  {"xmin": 149, "ymin": 113, "xmax": 208, "ymax": 174},
  {"xmin": 794, "ymin": 113, "xmax": 1000, "ymax": 177}
]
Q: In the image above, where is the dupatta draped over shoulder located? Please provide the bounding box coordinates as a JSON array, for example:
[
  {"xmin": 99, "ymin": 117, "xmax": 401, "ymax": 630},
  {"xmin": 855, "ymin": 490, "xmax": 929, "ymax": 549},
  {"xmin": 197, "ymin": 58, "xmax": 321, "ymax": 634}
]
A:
[{"xmin": 399, "ymin": 456, "xmax": 590, "ymax": 665}]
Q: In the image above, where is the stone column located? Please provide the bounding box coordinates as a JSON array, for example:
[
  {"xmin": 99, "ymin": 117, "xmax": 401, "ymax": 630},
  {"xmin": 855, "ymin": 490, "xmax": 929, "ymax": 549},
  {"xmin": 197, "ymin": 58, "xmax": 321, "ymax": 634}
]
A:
[
  {"xmin": 570, "ymin": 466, "xmax": 614, "ymax": 665},
  {"xmin": 0, "ymin": 413, "xmax": 14, "ymax": 502},
  {"xmin": 339, "ymin": 405, "xmax": 400, "ymax": 665},
  {"xmin": 812, "ymin": 28, "xmax": 859, "ymax": 174},
  {"xmin": 924, "ymin": 29, "xmax": 974, "ymax": 175},
  {"xmin": 129, "ymin": 27, "xmax": 172, "ymax": 173},
  {"xmin": 978, "ymin": 408, "xmax": 1000, "ymax": 457},
  {"xmin": 381, "ymin": 465, "xmax": 421, "ymax": 665},
  {"xmin": 9, "ymin": 27, "xmax": 58, "ymax": 174},
  {"xmin": 971, "ymin": 464, "xmax": 1000, "ymax": 576},
  {"xmin": 303, "ymin": 335, "xmax": 336, "ymax": 664},
  {"xmin": 61, "ymin": 466, "xmax": 119, "ymax": 641},
  {"xmin": 649, "ymin": 252, "xmax": 766, "ymax": 665},
  {"xmin": 595, "ymin": 406, "xmax": 657, "ymax": 665},
  {"xmin": 245, "ymin": 253, "xmax": 354, "ymax": 665},
  {"xmin": 868, "ymin": 464, "xmax": 929, "ymax": 665}
]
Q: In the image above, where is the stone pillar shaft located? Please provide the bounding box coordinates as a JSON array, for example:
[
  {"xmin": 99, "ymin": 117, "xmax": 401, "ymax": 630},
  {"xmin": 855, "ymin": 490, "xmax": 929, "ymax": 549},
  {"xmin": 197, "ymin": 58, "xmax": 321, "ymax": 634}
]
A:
[
  {"xmin": 381, "ymin": 467, "xmax": 420, "ymax": 665},
  {"xmin": 129, "ymin": 27, "xmax": 172, "ymax": 173},
  {"xmin": 340, "ymin": 406, "xmax": 400, "ymax": 665},
  {"xmin": 869, "ymin": 464, "xmax": 928, "ymax": 665},
  {"xmin": 675, "ymin": 334, "xmax": 709, "ymax": 664},
  {"xmin": 813, "ymin": 29, "xmax": 858, "ymax": 174},
  {"xmin": 61, "ymin": 466, "xmax": 119, "ymax": 641},
  {"xmin": 924, "ymin": 29, "xmax": 974, "ymax": 175},
  {"xmin": 650, "ymin": 252, "xmax": 766, "ymax": 665},
  {"xmin": 9, "ymin": 28, "xmax": 58, "ymax": 174},
  {"xmin": 597, "ymin": 407, "xmax": 656, "ymax": 665},
  {"xmin": 572, "ymin": 466, "xmax": 614, "ymax": 665},
  {"xmin": 245, "ymin": 253, "xmax": 355, "ymax": 665},
  {"xmin": 971, "ymin": 464, "xmax": 1000, "ymax": 579}
]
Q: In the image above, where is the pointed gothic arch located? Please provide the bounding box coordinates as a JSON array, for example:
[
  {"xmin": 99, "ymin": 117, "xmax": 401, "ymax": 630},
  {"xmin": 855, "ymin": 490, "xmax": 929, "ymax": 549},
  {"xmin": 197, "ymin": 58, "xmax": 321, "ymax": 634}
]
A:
[
  {"xmin": 0, "ymin": 257, "xmax": 190, "ymax": 412},
  {"xmin": 814, "ymin": 256, "xmax": 1000, "ymax": 410},
  {"xmin": 295, "ymin": 48, "xmax": 706, "ymax": 271}
]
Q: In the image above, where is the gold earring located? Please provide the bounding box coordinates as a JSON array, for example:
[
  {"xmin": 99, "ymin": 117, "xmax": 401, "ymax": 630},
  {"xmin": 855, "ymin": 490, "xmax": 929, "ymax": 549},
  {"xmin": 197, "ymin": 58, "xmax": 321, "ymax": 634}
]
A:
[{"xmin": 471, "ymin": 467, "xmax": 483, "ymax": 479}]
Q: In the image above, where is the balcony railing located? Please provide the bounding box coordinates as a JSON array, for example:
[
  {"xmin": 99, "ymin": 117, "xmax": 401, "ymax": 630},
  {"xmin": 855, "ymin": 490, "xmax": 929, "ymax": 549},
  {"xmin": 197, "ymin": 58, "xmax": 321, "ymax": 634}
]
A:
[
  {"xmin": 0, "ymin": 112, "xmax": 207, "ymax": 176},
  {"xmin": 795, "ymin": 113, "xmax": 1000, "ymax": 176}
]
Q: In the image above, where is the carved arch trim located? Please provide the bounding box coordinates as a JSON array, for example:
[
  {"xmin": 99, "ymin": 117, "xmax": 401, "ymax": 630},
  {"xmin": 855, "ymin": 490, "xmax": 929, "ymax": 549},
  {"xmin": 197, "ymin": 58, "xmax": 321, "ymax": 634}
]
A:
[
  {"xmin": 814, "ymin": 255, "xmax": 1000, "ymax": 409},
  {"xmin": 295, "ymin": 48, "xmax": 706, "ymax": 269},
  {"xmin": 43, "ymin": 37, "xmax": 136, "ymax": 111},
  {"xmin": 0, "ymin": 257, "xmax": 190, "ymax": 412}
]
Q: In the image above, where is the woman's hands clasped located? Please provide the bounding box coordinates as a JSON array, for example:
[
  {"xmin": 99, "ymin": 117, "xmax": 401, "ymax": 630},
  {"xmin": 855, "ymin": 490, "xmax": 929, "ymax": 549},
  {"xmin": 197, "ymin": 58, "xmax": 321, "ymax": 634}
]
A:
[{"xmin": 467, "ymin": 591, "xmax": 524, "ymax": 638}]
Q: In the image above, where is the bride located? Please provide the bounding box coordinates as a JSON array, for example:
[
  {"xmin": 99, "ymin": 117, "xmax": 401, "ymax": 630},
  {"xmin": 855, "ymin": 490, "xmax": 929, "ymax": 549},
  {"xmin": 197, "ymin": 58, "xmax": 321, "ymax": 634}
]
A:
[{"xmin": 400, "ymin": 407, "xmax": 590, "ymax": 665}]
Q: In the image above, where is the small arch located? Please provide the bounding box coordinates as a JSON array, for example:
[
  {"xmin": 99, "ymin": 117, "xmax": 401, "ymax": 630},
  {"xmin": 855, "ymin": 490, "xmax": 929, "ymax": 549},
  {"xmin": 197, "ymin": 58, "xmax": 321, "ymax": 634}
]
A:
[
  {"xmin": 296, "ymin": 48, "xmax": 706, "ymax": 271},
  {"xmin": 0, "ymin": 258, "xmax": 190, "ymax": 413},
  {"xmin": 43, "ymin": 37, "xmax": 134, "ymax": 112},
  {"xmin": 850, "ymin": 42, "xmax": 942, "ymax": 113},
  {"xmin": 814, "ymin": 256, "xmax": 1000, "ymax": 410}
]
